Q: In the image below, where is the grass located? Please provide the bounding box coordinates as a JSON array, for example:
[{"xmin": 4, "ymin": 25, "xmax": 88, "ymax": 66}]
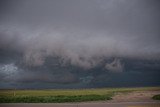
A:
[
  {"xmin": 0, "ymin": 87, "xmax": 160, "ymax": 103},
  {"xmin": 152, "ymin": 94, "xmax": 160, "ymax": 100},
  {"xmin": 0, "ymin": 95, "xmax": 112, "ymax": 103}
]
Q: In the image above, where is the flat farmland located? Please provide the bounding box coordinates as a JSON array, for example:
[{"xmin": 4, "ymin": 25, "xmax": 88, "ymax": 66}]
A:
[{"xmin": 0, "ymin": 87, "xmax": 160, "ymax": 103}]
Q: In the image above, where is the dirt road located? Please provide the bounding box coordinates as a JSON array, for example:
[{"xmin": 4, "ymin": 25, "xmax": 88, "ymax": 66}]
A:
[{"xmin": 0, "ymin": 102, "xmax": 160, "ymax": 107}]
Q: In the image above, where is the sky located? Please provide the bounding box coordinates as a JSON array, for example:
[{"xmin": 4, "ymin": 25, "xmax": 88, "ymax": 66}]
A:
[{"xmin": 0, "ymin": 0, "xmax": 160, "ymax": 89}]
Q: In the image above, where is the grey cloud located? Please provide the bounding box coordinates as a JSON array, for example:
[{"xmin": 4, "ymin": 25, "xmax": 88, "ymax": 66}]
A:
[
  {"xmin": 105, "ymin": 58, "xmax": 124, "ymax": 72},
  {"xmin": 0, "ymin": 63, "xmax": 79, "ymax": 84},
  {"xmin": 0, "ymin": 0, "xmax": 160, "ymax": 88}
]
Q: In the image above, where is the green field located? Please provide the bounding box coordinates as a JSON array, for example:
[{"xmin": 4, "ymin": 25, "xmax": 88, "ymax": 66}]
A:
[{"xmin": 0, "ymin": 87, "xmax": 160, "ymax": 103}]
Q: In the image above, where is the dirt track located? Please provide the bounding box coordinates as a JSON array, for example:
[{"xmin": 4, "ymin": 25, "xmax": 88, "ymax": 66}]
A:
[{"xmin": 109, "ymin": 91, "xmax": 160, "ymax": 102}]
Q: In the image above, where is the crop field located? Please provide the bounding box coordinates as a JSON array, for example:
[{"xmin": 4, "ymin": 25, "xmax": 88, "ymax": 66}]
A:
[{"xmin": 0, "ymin": 87, "xmax": 160, "ymax": 103}]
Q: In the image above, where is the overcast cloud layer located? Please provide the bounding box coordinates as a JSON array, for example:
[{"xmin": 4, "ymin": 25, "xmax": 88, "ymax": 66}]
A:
[{"xmin": 0, "ymin": 0, "xmax": 160, "ymax": 88}]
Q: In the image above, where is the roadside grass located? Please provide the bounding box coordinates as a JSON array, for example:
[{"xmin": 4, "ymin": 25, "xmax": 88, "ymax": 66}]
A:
[
  {"xmin": 0, "ymin": 87, "xmax": 159, "ymax": 103},
  {"xmin": 152, "ymin": 94, "xmax": 160, "ymax": 100}
]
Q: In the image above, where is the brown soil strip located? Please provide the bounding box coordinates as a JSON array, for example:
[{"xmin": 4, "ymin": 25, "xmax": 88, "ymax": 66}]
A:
[{"xmin": 109, "ymin": 91, "xmax": 160, "ymax": 103}]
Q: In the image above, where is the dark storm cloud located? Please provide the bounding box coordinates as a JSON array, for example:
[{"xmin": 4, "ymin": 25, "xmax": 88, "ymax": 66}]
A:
[
  {"xmin": 0, "ymin": 0, "xmax": 160, "ymax": 88},
  {"xmin": 0, "ymin": 63, "xmax": 79, "ymax": 84},
  {"xmin": 0, "ymin": 0, "xmax": 160, "ymax": 68}
]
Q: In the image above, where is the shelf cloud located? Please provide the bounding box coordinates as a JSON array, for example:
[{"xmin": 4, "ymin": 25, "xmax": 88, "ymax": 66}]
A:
[{"xmin": 0, "ymin": 0, "xmax": 160, "ymax": 88}]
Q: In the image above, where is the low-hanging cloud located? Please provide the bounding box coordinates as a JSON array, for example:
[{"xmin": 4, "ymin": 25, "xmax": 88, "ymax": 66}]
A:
[
  {"xmin": 105, "ymin": 58, "xmax": 124, "ymax": 72},
  {"xmin": 0, "ymin": 0, "xmax": 160, "ymax": 69}
]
